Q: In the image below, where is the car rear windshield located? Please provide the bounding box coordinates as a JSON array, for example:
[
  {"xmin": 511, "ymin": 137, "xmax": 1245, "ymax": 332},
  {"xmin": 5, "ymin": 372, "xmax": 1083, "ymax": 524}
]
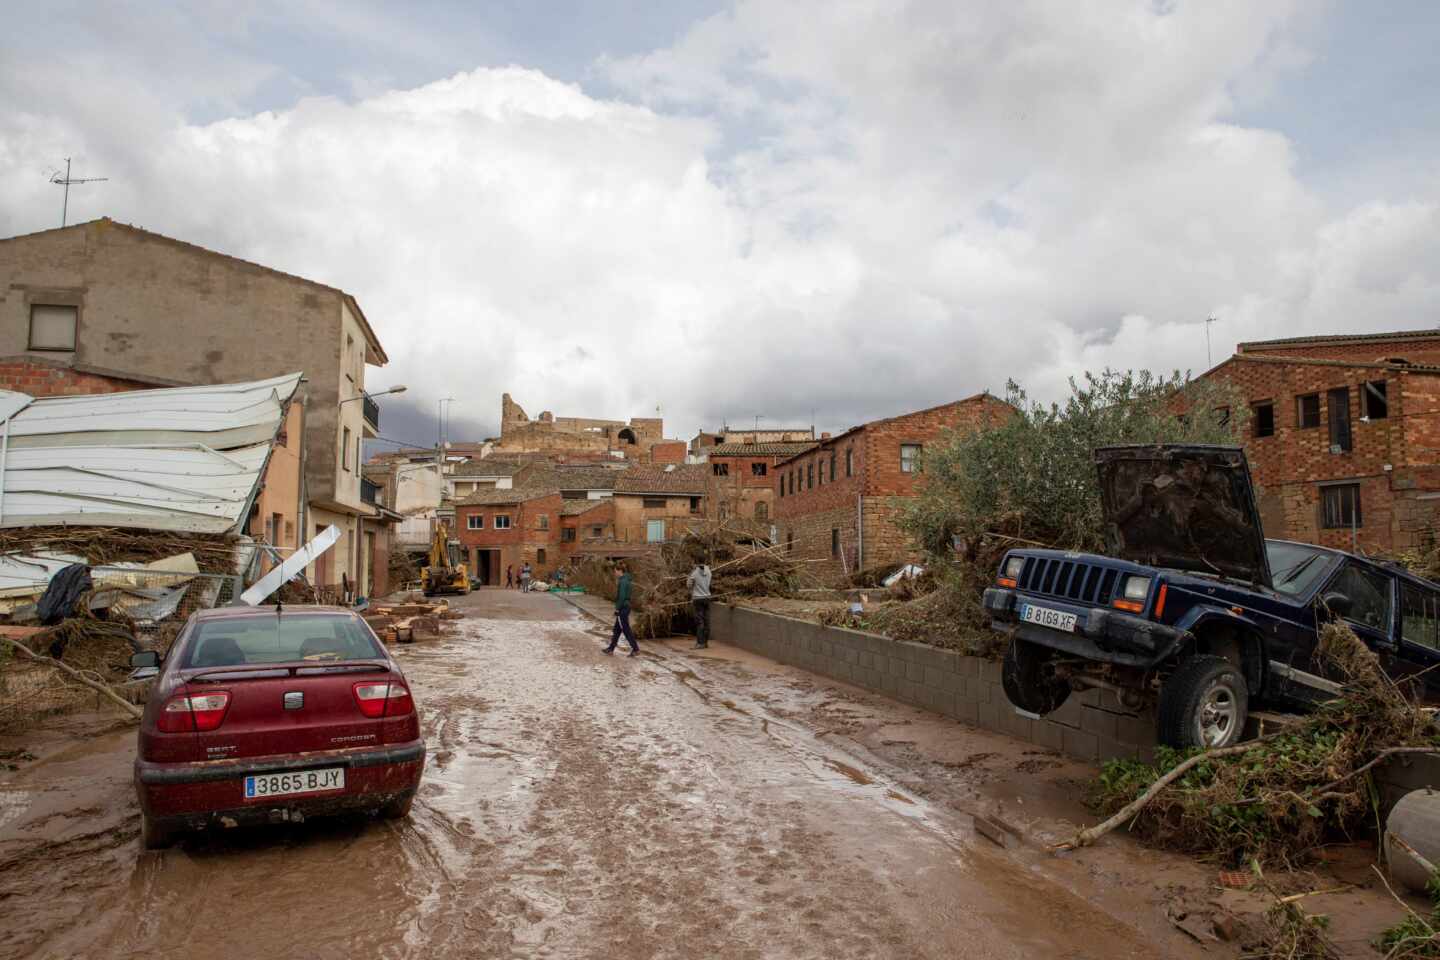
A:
[
  {"xmin": 182, "ymin": 614, "xmax": 385, "ymax": 668},
  {"xmin": 1266, "ymin": 542, "xmax": 1333, "ymax": 597}
]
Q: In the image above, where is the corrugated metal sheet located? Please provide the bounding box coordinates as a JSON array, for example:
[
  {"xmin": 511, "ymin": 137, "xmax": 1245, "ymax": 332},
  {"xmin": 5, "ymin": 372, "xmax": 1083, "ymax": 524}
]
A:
[{"xmin": 0, "ymin": 373, "xmax": 300, "ymax": 534}]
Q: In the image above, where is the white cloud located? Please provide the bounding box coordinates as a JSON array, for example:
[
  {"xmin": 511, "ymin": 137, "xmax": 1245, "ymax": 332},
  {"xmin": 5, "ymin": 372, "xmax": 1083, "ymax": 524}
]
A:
[{"xmin": 0, "ymin": 0, "xmax": 1436, "ymax": 442}]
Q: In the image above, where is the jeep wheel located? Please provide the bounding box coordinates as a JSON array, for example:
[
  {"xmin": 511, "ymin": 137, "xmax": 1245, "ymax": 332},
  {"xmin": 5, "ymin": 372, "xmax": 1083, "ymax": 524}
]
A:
[
  {"xmin": 1001, "ymin": 638, "xmax": 1070, "ymax": 716},
  {"xmin": 1158, "ymin": 655, "xmax": 1249, "ymax": 749}
]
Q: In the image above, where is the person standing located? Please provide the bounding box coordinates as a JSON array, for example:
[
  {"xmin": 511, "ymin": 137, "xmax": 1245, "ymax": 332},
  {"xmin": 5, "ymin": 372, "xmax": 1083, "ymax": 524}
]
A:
[
  {"xmin": 603, "ymin": 561, "xmax": 639, "ymax": 657},
  {"xmin": 687, "ymin": 558, "xmax": 713, "ymax": 649},
  {"xmin": 520, "ymin": 562, "xmax": 532, "ymax": 592},
  {"xmin": 506, "ymin": 564, "xmax": 514, "ymax": 590}
]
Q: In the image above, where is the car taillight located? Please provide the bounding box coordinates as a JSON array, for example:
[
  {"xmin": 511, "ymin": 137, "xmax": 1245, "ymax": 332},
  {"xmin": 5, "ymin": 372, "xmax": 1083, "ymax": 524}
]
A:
[
  {"xmin": 353, "ymin": 681, "xmax": 414, "ymax": 718},
  {"xmin": 157, "ymin": 692, "xmax": 231, "ymax": 732}
]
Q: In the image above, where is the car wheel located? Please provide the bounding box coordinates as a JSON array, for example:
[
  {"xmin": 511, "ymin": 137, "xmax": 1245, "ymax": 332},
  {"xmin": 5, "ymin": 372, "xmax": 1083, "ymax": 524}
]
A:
[
  {"xmin": 380, "ymin": 792, "xmax": 415, "ymax": 820},
  {"xmin": 141, "ymin": 814, "xmax": 176, "ymax": 850},
  {"xmin": 1001, "ymin": 638, "xmax": 1071, "ymax": 716},
  {"xmin": 1158, "ymin": 655, "xmax": 1249, "ymax": 749}
]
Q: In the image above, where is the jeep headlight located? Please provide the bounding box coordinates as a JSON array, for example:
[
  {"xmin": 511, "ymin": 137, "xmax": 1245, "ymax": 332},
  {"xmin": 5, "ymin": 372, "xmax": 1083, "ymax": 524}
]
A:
[
  {"xmin": 1003, "ymin": 556, "xmax": 1024, "ymax": 580},
  {"xmin": 1122, "ymin": 576, "xmax": 1152, "ymax": 602}
]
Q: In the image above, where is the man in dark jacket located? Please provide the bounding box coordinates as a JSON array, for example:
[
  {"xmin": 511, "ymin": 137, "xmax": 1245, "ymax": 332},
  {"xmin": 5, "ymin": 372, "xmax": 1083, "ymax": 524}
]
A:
[{"xmin": 603, "ymin": 561, "xmax": 639, "ymax": 657}]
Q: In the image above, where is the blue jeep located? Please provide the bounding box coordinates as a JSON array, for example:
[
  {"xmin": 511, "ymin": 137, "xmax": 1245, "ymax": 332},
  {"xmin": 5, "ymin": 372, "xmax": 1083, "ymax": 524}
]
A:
[{"xmin": 983, "ymin": 444, "xmax": 1440, "ymax": 748}]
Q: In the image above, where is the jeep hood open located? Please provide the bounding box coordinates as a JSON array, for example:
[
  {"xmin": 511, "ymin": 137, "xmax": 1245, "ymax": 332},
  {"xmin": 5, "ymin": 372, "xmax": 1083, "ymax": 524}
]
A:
[{"xmin": 1094, "ymin": 444, "xmax": 1271, "ymax": 587}]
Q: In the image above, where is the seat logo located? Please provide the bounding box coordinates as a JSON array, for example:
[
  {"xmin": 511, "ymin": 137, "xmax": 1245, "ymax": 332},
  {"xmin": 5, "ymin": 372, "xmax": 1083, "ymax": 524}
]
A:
[{"xmin": 283, "ymin": 691, "xmax": 304, "ymax": 710}]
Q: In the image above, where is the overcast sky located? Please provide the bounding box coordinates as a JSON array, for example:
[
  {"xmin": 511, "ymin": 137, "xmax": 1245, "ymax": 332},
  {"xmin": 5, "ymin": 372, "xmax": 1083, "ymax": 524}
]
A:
[{"xmin": 2, "ymin": 1, "xmax": 1437, "ymax": 447}]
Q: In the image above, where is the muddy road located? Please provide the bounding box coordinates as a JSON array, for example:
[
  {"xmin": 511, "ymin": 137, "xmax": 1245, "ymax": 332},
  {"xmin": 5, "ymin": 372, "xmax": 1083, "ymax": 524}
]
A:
[{"xmin": 0, "ymin": 590, "xmax": 1209, "ymax": 959}]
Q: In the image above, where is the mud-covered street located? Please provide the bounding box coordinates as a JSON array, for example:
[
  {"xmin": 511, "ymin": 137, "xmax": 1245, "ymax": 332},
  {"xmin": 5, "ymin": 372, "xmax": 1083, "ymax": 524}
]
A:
[{"xmin": 0, "ymin": 590, "xmax": 1214, "ymax": 960}]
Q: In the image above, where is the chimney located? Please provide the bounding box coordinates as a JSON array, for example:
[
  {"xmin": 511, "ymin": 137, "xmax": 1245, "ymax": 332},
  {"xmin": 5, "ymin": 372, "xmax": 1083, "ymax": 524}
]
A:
[{"xmin": 820, "ymin": 432, "xmax": 832, "ymax": 440}]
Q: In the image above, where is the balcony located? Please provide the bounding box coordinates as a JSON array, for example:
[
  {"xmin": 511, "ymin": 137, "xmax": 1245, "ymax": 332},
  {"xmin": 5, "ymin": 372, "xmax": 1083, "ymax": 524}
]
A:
[
  {"xmin": 362, "ymin": 394, "xmax": 380, "ymax": 434},
  {"xmin": 361, "ymin": 477, "xmax": 381, "ymax": 506}
]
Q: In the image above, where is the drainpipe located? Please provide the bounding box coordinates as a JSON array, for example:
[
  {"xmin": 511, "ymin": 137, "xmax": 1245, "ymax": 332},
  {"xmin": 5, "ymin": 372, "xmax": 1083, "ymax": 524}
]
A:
[
  {"xmin": 856, "ymin": 494, "xmax": 863, "ymax": 570},
  {"xmin": 296, "ymin": 380, "xmax": 310, "ymax": 558}
]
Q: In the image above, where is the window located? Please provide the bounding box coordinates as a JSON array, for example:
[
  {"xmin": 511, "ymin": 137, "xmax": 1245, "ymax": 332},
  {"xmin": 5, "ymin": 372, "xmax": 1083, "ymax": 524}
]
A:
[
  {"xmin": 562, "ymin": 527, "xmax": 576, "ymax": 542},
  {"xmin": 1402, "ymin": 581, "xmax": 1440, "ymax": 651},
  {"xmin": 751, "ymin": 462, "xmax": 767, "ymax": 477},
  {"xmin": 467, "ymin": 515, "xmax": 483, "ymax": 530},
  {"xmin": 1327, "ymin": 563, "xmax": 1391, "ymax": 633},
  {"xmin": 1328, "ymin": 387, "xmax": 1352, "ymax": 452},
  {"xmin": 1214, "ymin": 406, "xmax": 1231, "ymax": 428},
  {"xmin": 1253, "ymin": 401, "xmax": 1275, "ymax": 438},
  {"xmin": 646, "ymin": 519, "xmax": 665, "ymax": 543},
  {"xmin": 846, "ymin": 448, "xmax": 853, "ymax": 477},
  {"xmin": 778, "ymin": 475, "xmax": 785, "ymax": 498},
  {"xmin": 788, "ymin": 471, "xmax": 795, "ymax": 496},
  {"xmin": 182, "ymin": 613, "xmax": 383, "ymax": 668},
  {"xmin": 713, "ymin": 462, "xmax": 730, "ymax": 476},
  {"xmin": 1321, "ymin": 483, "xmax": 1361, "ymax": 529},
  {"xmin": 830, "ymin": 452, "xmax": 837, "ymax": 482},
  {"xmin": 787, "ymin": 530, "xmax": 795, "ymax": 554},
  {"xmin": 1296, "ymin": 393, "xmax": 1321, "ymax": 429},
  {"xmin": 590, "ymin": 526, "xmax": 604, "ymax": 537},
  {"xmin": 342, "ymin": 427, "xmax": 352, "ymax": 470},
  {"xmin": 689, "ymin": 496, "xmax": 701, "ymax": 514},
  {"xmin": 28, "ymin": 304, "xmax": 77, "ymax": 351},
  {"xmin": 807, "ymin": 463, "xmax": 814, "ymax": 487},
  {"xmin": 718, "ymin": 501, "xmax": 728, "ymax": 520},
  {"xmin": 831, "ymin": 528, "xmax": 840, "ymax": 558},
  {"xmin": 494, "ymin": 515, "xmax": 511, "ymax": 529},
  {"xmin": 817, "ymin": 460, "xmax": 823, "ymax": 486},
  {"xmin": 536, "ymin": 548, "xmax": 547, "ymax": 565},
  {"xmin": 755, "ymin": 501, "xmax": 768, "ymax": 521},
  {"xmin": 537, "ymin": 515, "xmax": 549, "ymax": 530},
  {"xmin": 1364, "ymin": 380, "xmax": 1389, "ymax": 420},
  {"xmin": 643, "ymin": 497, "xmax": 666, "ymax": 509},
  {"xmin": 900, "ymin": 443, "xmax": 922, "ymax": 473}
]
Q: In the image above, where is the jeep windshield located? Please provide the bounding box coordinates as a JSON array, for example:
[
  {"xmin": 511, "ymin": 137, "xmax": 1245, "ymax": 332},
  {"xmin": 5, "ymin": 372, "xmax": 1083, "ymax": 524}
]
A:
[{"xmin": 1265, "ymin": 541, "xmax": 1334, "ymax": 597}]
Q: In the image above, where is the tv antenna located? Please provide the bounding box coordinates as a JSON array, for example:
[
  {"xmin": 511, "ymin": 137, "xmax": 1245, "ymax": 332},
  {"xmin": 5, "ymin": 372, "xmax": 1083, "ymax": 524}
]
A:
[
  {"xmin": 50, "ymin": 158, "xmax": 108, "ymax": 227},
  {"xmin": 1205, "ymin": 316, "xmax": 1217, "ymax": 366}
]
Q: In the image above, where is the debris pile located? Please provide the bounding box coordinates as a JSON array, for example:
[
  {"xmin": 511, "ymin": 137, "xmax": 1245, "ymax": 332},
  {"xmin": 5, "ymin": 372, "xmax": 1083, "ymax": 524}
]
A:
[
  {"xmin": 363, "ymin": 599, "xmax": 462, "ymax": 644},
  {"xmin": 1079, "ymin": 623, "xmax": 1440, "ymax": 868}
]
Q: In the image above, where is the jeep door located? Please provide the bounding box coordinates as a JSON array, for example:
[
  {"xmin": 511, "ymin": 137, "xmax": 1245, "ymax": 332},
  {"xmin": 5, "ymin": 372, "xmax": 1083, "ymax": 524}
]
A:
[
  {"xmin": 1396, "ymin": 578, "xmax": 1440, "ymax": 704},
  {"xmin": 1300, "ymin": 562, "xmax": 1397, "ymax": 703}
]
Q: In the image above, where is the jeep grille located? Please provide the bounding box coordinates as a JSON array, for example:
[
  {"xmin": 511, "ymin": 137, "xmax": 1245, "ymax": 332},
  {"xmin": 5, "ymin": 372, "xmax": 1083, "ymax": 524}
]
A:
[{"xmin": 1017, "ymin": 557, "xmax": 1118, "ymax": 605}]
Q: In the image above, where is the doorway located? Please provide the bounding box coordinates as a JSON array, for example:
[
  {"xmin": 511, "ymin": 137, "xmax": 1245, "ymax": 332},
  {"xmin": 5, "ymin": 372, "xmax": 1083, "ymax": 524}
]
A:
[{"xmin": 474, "ymin": 548, "xmax": 502, "ymax": 586}]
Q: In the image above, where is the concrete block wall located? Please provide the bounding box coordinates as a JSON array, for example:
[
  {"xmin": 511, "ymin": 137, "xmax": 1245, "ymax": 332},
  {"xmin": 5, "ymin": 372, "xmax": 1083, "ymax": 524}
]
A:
[{"xmin": 713, "ymin": 603, "xmax": 1157, "ymax": 764}]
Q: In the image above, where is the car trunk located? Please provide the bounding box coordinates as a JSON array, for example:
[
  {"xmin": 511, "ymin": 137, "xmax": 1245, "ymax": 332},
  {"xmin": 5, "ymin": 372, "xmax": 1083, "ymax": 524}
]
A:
[
  {"xmin": 181, "ymin": 662, "xmax": 395, "ymax": 761},
  {"xmin": 1094, "ymin": 444, "xmax": 1272, "ymax": 587}
]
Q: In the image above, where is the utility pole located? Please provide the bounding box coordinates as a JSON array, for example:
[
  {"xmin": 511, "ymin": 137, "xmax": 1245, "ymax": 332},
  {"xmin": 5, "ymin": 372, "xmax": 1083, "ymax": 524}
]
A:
[
  {"xmin": 50, "ymin": 158, "xmax": 108, "ymax": 227},
  {"xmin": 754, "ymin": 414, "xmax": 765, "ymax": 435},
  {"xmin": 437, "ymin": 397, "xmax": 455, "ymax": 451},
  {"xmin": 1205, "ymin": 316, "xmax": 1217, "ymax": 367}
]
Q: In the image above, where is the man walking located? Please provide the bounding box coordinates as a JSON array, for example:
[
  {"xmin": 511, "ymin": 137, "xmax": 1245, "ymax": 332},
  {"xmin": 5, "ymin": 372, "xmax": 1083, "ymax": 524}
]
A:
[
  {"xmin": 506, "ymin": 564, "xmax": 514, "ymax": 590},
  {"xmin": 687, "ymin": 557, "xmax": 712, "ymax": 649},
  {"xmin": 603, "ymin": 561, "xmax": 639, "ymax": 657},
  {"xmin": 520, "ymin": 562, "xmax": 532, "ymax": 592}
]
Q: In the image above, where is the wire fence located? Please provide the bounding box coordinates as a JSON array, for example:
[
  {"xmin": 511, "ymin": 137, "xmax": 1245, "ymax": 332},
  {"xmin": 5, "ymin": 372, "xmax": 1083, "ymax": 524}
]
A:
[{"xmin": 87, "ymin": 566, "xmax": 243, "ymax": 652}]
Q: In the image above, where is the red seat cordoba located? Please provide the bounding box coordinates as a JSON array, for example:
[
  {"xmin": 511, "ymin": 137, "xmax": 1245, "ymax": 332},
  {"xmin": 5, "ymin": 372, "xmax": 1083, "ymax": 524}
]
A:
[{"xmin": 131, "ymin": 605, "xmax": 425, "ymax": 848}]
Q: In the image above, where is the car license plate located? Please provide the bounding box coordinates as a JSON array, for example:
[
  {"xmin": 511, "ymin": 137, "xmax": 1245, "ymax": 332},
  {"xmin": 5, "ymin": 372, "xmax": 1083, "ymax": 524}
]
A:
[
  {"xmin": 1019, "ymin": 603, "xmax": 1077, "ymax": 633},
  {"xmin": 244, "ymin": 767, "xmax": 345, "ymax": 800}
]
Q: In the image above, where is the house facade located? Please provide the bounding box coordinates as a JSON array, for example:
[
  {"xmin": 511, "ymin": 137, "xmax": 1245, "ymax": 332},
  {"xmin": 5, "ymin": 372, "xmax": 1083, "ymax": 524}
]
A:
[
  {"xmin": 612, "ymin": 464, "xmax": 711, "ymax": 544},
  {"xmin": 1195, "ymin": 335, "xmax": 1440, "ymax": 554},
  {"xmin": 773, "ymin": 394, "xmax": 1013, "ymax": 581},
  {"xmin": 0, "ymin": 217, "xmax": 394, "ymax": 593},
  {"xmin": 454, "ymin": 489, "xmax": 564, "ymax": 585},
  {"xmin": 707, "ymin": 441, "xmax": 818, "ymax": 536}
]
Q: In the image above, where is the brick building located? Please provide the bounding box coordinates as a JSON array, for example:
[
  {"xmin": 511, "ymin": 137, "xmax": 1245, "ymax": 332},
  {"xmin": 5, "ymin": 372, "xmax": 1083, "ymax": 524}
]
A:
[
  {"xmin": 707, "ymin": 441, "xmax": 819, "ymax": 537},
  {"xmin": 560, "ymin": 499, "xmax": 616, "ymax": 558},
  {"xmin": 612, "ymin": 464, "xmax": 711, "ymax": 544},
  {"xmin": 689, "ymin": 425, "xmax": 814, "ymax": 457},
  {"xmin": 455, "ymin": 488, "xmax": 564, "ymax": 585},
  {"xmin": 1193, "ymin": 331, "xmax": 1440, "ymax": 554},
  {"xmin": 773, "ymin": 394, "xmax": 1014, "ymax": 581}
]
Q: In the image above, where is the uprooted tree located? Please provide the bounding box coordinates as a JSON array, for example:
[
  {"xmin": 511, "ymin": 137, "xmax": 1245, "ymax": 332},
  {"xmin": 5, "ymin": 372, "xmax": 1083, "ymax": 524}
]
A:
[{"xmin": 901, "ymin": 368, "xmax": 1249, "ymax": 559}]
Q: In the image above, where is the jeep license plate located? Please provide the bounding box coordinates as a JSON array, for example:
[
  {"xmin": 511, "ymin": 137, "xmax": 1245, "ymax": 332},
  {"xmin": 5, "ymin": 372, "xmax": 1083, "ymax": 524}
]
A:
[{"xmin": 1019, "ymin": 603, "xmax": 1077, "ymax": 633}]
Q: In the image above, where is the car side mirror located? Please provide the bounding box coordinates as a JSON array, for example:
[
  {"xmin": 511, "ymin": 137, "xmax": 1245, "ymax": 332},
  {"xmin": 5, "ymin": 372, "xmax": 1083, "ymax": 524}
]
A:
[
  {"xmin": 1319, "ymin": 591, "xmax": 1353, "ymax": 621},
  {"xmin": 130, "ymin": 650, "xmax": 160, "ymax": 669}
]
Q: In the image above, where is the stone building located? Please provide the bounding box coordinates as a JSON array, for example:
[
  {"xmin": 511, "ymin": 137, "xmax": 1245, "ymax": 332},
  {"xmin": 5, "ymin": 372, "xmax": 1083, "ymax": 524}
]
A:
[
  {"xmin": 689, "ymin": 425, "xmax": 815, "ymax": 457},
  {"xmin": 495, "ymin": 393, "xmax": 664, "ymax": 460},
  {"xmin": 0, "ymin": 217, "xmax": 394, "ymax": 593},
  {"xmin": 772, "ymin": 394, "xmax": 1014, "ymax": 582},
  {"xmin": 1193, "ymin": 329, "xmax": 1440, "ymax": 554},
  {"xmin": 612, "ymin": 464, "xmax": 711, "ymax": 544}
]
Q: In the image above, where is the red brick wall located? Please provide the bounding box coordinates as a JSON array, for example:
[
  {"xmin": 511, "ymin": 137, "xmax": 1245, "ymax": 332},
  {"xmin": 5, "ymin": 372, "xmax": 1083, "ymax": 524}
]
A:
[
  {"xmin": 0, "ymin": 358, "xmax": 156, "ymax": 396},
  {"xmin": 1239, "ymin": 335, "xmax": 1440, "ymax": 366},
  {"xmin": 559, "ymin": 500, "xmax": 616, "ymax": 563},
  {"xmin": 456, "ymin": 493, "xmax": 564, "ymax": 580},
  {"xmin": 774, "ymin": 395, "xmax": 1014, "ymax": 580},
  {"xmin": 649, "ymin": 441, "xmax": 686, "ymax": 464},
  {"xmin": 1197, "ymin": 357, "xmax": 1440, "ymax": 552}
]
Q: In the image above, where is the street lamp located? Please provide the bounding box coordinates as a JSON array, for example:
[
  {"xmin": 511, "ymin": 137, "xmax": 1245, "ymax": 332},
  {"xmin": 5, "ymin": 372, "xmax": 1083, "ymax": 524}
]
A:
[{"xmin": 340, "ymin": 384, "xmax": 408, "ymax": 405}]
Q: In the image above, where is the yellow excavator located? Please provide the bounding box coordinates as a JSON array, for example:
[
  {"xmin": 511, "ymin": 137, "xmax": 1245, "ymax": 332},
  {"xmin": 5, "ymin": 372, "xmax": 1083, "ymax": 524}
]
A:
[{"xmin": 422, "ymin": 520, "xmax": 471, "ymax": 596}]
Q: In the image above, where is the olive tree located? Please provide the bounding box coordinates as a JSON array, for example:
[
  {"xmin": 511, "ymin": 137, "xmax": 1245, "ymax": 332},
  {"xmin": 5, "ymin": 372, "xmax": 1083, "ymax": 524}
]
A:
[{"xmin": 903, "ymin": 369, "xmax": 1248, "ymax": 557}]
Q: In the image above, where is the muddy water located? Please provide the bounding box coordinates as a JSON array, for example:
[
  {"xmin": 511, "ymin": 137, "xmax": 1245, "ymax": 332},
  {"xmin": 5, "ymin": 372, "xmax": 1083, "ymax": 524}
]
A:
[{"xmin": 0, "ymin": 591, "xmax": 1192, "ymax": 959}]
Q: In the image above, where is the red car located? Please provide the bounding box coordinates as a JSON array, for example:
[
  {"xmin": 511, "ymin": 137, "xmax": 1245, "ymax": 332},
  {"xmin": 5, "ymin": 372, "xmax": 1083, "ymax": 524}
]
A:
[{"xmin": 131, "ymin": 605, "xmax": 425, "ymax": 849}]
